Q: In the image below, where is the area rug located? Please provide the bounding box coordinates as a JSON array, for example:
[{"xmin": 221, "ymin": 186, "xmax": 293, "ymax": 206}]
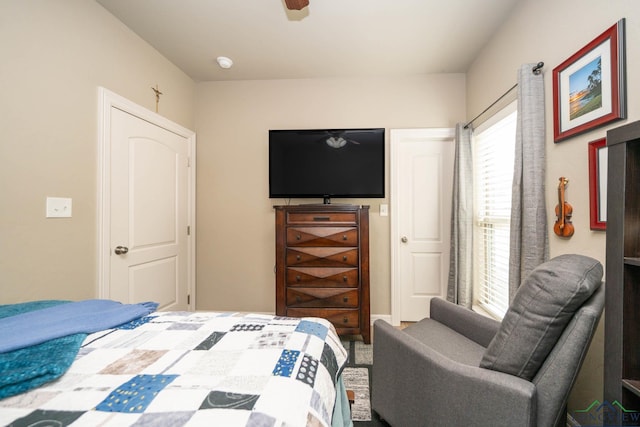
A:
[
  {"xmin": 343, "ymin": 366, "xmax": 371, "ymax": 421},
  {"xmin": 341, "ymin": 340, "xmax": 373, "ymax": 422},
  {"xmin": 342, "ymin": 339, "xmax": 390, "ymax": 426}
]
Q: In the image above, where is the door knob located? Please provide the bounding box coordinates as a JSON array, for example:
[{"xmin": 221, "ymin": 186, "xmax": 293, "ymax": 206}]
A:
[
  {"xmin": 401, "ymin": 236, "xmax": 408, "ymax": 243},
  {"xmin": 114, "ymin": 246, "xmax": 129, "ymax": 255}
]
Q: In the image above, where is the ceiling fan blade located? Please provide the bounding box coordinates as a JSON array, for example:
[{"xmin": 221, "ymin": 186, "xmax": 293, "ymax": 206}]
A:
[{"xmin": 284, "ymin": 0, "xmax": 309, "ymax": 10}]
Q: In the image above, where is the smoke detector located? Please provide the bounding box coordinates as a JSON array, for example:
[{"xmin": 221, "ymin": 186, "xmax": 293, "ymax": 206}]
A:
[{"xmin": 216, "ymin": 56, "xmax": 233, "ymax": 69}]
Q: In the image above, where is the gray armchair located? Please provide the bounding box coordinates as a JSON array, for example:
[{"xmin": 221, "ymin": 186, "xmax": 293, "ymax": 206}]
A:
[{"xmin": 372, "ymin": 254, "xmax": 605, "ymax": 427}]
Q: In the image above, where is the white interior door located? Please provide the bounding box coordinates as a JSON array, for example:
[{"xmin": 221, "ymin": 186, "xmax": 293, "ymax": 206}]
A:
[
  {"xmin": 391, "ymin": 128, "xmax": 454, "ymax": 323},
  {"xmin": 98, "ymin": 88, "xmax": 195, "ymax": 311}
]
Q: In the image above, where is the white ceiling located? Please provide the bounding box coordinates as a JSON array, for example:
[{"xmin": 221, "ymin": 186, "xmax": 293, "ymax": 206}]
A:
[{"xmin": 96, "ymin": 0, "xmax": 522, "ymax": 82}]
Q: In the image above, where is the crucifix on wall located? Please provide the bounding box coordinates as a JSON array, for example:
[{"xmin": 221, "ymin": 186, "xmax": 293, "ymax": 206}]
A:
[{"xmin": 151, "ymin": 84, "xmax": 162, "ymax": 113}]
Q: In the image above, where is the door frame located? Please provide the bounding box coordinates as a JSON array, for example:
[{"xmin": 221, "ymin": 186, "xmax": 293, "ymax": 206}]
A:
[
  {"xmin": 390, "ymin": 128, "xmax": 454, "ymax": 326},
  {"xmin": 97, "ymin": 87, "xmax": 197, "ymax": 309}
]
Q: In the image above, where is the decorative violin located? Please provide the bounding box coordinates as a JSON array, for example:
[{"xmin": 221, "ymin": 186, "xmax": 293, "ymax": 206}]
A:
[{"xmin": 554, "ymin": 176, "xmax": 574, "ymax": 237}]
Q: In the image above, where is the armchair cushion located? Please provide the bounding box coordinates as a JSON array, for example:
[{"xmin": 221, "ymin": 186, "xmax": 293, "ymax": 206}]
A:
[
  {"xmin": 480, "ymin": 254, "xmax": 603, "ymax": 380},
  {"xmin": 403, "ymin": 318, "xmax": 486, "ymax": 366}
]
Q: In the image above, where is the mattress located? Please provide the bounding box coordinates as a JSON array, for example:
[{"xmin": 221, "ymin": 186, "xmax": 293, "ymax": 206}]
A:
[{"xmin": 0, "ymin": 309, "xmax": 351, "ymax": 427}]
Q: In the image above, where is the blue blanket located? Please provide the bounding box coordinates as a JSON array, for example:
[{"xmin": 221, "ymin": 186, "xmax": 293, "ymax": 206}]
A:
[
  {"xmin": 0, "ymin": 299, "xmax": 158, "ymax": 399},
  {"xmin": 0, "ymin": 299, "xmax": 158, "ymax": 353}
]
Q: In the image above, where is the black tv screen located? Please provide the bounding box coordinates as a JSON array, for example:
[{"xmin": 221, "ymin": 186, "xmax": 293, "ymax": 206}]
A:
[{"xmin": 269, "ymin": 128, "xmax": 385, "ymax": 201}]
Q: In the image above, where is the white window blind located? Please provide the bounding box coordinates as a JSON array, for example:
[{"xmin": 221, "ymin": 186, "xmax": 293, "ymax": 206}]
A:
[{"xmin": 473, "ymin": 107, "xmax": 517, "ymax": 319}]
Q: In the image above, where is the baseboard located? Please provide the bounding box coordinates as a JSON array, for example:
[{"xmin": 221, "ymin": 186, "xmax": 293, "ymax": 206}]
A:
[{"xmin": 370, "ymin": 314, "xmax": 391, "ymax": 325}]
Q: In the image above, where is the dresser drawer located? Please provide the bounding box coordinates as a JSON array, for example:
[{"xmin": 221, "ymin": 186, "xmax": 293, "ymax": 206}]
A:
[
  {"xmin": 286, "ymin": 211, "xmax": 357, "ymax": 225},
  {"xmin": 286, "ymin": 308, "xmax": 360, "ymax": 329},
  {"xmin": 286, "ymin": 267, "xmax": 358, "ymax": 287},
  {"xmin": 286, "ymin": 247, "xmax": 358, "ymax": 267},
  {"xmin": 287, "ymin": 288, "xmax": 359, "ymax": 308},
  {"xmin": 286, "ymin": 227, "xmax": 358, "ymax": 247}
]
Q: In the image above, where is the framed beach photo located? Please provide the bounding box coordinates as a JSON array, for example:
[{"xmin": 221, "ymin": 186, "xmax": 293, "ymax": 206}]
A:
[
  {"xmin": 588, "ymin": 138, "xmax": 607, "ymax": 230},
  {"xmin": 553, "ymin": 19, "xmax": 626, "ymax": 142}
]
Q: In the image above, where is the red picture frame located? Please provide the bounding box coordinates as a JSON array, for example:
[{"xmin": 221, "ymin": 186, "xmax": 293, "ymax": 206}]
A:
[
  {"xmin": 553, "ymin": 19, "xmax": 626, "ymax": 143},
  {"xmin": 588, "ymin": 138, "xmax": 607, "ymax": 230}
]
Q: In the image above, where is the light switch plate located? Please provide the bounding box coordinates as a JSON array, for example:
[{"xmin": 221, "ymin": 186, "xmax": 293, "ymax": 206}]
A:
[
  {"xmin": 46, "ymin": 197, "xmax": 72, "ymax": 218},
  {"xmin": 380, "ymin": 204, "xmax": 389, "ymax": 216}
]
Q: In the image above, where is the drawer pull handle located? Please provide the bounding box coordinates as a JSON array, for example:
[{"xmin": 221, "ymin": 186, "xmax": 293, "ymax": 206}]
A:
[
  {"xmin": 343, "ymin": 255, "xmax": 348, "ymax": 261},
  {"xmin": 296, "ymin": 296, "xmax": 301, "ymax": 303},
  {"xmin": 343, "ymin": 317, "xmax": 349, "ymax": 324},
  {"xmin": 296, "ymin": 275, "xmax": 301, "ymax": 281},
  {"xmin": 314, "ymin": 216, "xmax": 330, "ymax": 221},
  {"xmin": 296, "ymin": 234, "xmax": 301, "ymax": 240},
  {"xmin": 342, "ymin": 235, "xmax": 347, "ymax": 240},
  {"xmin": 343, "ymin": 276, "xmax": 348, "ymax": 282},
  {"xmin": 343, "ymin": 297, "xmax": 348, "ymax": 302},
  {"xmin": 296, "ymin": 255, "xmax": 301, "ymax": 261}
]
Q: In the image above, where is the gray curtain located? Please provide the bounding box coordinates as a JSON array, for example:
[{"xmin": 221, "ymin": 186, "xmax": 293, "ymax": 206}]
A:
[
  {"xmin": 447, "ymin": 123, "xmax": 473, "ymax": 308},
  {"xmin": 508, "ymin": 63, "xmax": 549, "ymax": 301}
]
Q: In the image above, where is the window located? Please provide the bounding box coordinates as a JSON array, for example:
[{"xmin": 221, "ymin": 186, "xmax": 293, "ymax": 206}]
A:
[{"xmin": 473, "ymin": 104, "xmax": 517, "ymax": 319}]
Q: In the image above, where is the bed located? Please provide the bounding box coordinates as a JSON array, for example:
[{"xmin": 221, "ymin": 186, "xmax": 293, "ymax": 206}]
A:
[{"xmin": 0, "ymin": 300, "xmax": 352, "ymax": 427}]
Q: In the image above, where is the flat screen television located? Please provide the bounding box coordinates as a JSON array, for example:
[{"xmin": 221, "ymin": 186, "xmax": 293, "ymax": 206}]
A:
[{"xmin": 269, "ymin": 128, "xmax": 385, "ymax": 203}]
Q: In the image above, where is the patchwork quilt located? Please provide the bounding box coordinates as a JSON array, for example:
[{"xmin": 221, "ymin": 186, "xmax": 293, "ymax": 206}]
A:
[{"xmin": 0, "ymin": 311, "xmax": 349, "ymax": 427}]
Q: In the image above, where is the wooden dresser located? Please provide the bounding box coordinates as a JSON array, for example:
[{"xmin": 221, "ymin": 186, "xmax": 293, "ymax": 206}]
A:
[{"xmin": 275, "ymin": 204, "xmax": 370, "ymax": 343}]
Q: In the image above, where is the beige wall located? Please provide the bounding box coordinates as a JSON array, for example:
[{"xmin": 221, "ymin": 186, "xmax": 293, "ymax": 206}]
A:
[
  {"xmin": 0, "ymin": 1, "xmax": 195, "ymax": 303},
  {"xmin": 194, "ymin": 76, "xmax": 466, "ymax": 314},
  {"xmin": 466, "ymin": 0, "xmax": 640, "ymax": 414}
]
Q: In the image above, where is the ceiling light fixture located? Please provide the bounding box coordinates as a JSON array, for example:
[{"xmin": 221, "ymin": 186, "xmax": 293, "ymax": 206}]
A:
[{"xmin": 216, "ymin": 56, "xmax": 233, "ymax": 69}]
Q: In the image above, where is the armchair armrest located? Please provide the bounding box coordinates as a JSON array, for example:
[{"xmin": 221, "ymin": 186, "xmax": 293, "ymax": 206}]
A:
[
  {"xmin": 372, "ymin": 320, "xmax": 536, "ymax": 427},
  {"xmin": 430, "ymin": 297, "xmax": 500, "ymax": 347}
]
